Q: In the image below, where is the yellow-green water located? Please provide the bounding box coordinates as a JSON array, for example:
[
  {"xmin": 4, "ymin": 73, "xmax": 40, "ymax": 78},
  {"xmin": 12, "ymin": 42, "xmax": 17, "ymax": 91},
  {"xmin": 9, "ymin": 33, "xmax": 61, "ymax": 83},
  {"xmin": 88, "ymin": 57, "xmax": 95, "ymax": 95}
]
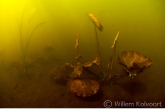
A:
[{"xmin": 0, "ymin": 0, "xmax": 165, "ymax": 107}]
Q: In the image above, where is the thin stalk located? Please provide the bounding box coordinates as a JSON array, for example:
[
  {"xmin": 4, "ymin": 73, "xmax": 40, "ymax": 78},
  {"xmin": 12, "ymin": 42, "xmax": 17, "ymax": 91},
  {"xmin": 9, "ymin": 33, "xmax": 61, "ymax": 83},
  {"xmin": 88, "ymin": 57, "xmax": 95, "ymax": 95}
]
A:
[
  {"xmin": 107, "ymin": 44, "xmax": 116, "ymax": 80},
  {"xmin": 75, "ymin": 33, "xmax": 81, "ymax": 63},
  {"xmin": 105, "ymin": 32, "xmax": 119, "ymax": 81},
  {"xmin": 76, "ymin": 33, "xmax": 80, "ymax": 57},
  {"xmin": 23, "ymin": 22, "xmax": 46, "ymax": 61},
  {"xmin": 20, "ymin": 0, "xmax": 29, "ymax": 60},
  {"xmin": 94, "ymin": 25, "xmax": 102, "ymax": 71}
]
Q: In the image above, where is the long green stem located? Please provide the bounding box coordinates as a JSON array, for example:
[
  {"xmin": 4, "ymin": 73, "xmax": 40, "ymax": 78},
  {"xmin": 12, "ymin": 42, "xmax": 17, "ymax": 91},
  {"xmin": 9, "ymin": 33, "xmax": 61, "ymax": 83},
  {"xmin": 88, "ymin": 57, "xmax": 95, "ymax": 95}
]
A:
[
  {"xmin": 23, "ymin": 22, "xmax": 46, "ymax": 61},
  {"xmin": 108, "ymin": 44, "xmax": 116, "ymax": 80},
  {"xmin": 94, "ymin": 25, "xmax": 102, "ymax": 71},
  {"xmin": 20, "ymin": 0, "xmax": 28, "ymax": 60},
  {"xmin": 19, "ymin": 0, "xmax": 46, "ymax": 73},
  {"xmin": 105, "ymin": 32, "xmax": 119, "ymax": 81}
]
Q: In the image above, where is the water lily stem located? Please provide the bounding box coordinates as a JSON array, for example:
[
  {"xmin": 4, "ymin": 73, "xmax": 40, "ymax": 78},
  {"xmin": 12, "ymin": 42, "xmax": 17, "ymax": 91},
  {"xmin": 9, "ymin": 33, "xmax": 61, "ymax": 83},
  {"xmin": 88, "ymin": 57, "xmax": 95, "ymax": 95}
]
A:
[{"xmin": 94, "ymin": 25, "xmax": 102, "ymax": 72}]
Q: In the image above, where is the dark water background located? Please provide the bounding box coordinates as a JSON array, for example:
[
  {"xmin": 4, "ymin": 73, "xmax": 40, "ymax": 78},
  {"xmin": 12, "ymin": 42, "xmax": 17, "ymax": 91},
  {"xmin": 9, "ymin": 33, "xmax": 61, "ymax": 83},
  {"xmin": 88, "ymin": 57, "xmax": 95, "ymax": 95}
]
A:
[{"xmin": 0, "ymin": 0, "xmax": 165, "ymax": 107}]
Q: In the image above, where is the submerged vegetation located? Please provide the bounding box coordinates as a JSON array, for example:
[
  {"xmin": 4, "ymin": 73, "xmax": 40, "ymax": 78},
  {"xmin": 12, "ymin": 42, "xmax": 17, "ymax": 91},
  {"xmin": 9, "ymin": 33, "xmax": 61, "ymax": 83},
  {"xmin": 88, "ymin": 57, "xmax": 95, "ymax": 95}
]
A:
[
  {"xmin": 8, "ymin": 5, "xmax": 153, "ymax": 97},
  {"xmin": 11, "ymin": 1, "xmax": 46, "ymax": 74},
  {"xmin": 7, "ymin": 3, "xmax": 153, "ymax": 97},
  {"xmin": 49, "ymin": 14, "xmax": 153, "ymax": 97},
  {"xmin": 1, "ymin": 1, "xmax": 159, "ymax": 106}
]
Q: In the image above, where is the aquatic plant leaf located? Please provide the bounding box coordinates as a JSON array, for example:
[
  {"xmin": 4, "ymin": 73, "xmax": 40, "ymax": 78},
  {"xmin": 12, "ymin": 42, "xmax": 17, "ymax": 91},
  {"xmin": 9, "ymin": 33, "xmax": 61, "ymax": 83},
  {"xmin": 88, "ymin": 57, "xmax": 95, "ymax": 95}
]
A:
[
  {"xmin": 67, "ymin": 79, "xmax": 99, "ymax": 97},
  {"xmin": 69, "ymin": 65, "xmax": 83, "ymax": 78},
  {"xmin": 93, "ymin": 57, "xmax": 100, "ymax": 66},
  {"xmin": 118, "ymin": 51, "xmax": 153, "ymax": 71},
  {"xmin": 88, "ymin": 14, "xmax": 103, "ymax": 31},
  {"xmin": 75, "ymin": 33, "xmax": 80, "ymax": 49},
  {"xmin": 50, "ymin": 64, "xmax": 74, "ymax": 80},
  {"xmin": 68, "ymin": 62, "xmax": 81, "ymax": 78},
  {"xmin": 69, "ymin": 57, "xmax": 100, "ymax": 78},
  {"xmin": 111, "ymin": 32, "xmax": 119, "ymax": 49},
  {"xmin": 75, "ymin": 55, "xmax": 82, "ymax": 62},
  {"xmin": 64, "ymin": 63, "xmax": 75, "ymax": 69},
  {"xmin": 104, "ymin": 31, "xmax": 119, "ymax": 81},
  {"xmin": 83, "ymin": 62, "xmax": 93, "ymax": 67}
]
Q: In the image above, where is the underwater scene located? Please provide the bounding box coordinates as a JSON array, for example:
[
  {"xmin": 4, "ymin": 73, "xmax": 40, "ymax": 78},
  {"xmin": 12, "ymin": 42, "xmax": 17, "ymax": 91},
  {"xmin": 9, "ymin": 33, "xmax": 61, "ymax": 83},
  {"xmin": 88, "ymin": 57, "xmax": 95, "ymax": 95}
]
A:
[{"xmin": 0, "ymin": 0, "xmax": 165, "ymax": 108}]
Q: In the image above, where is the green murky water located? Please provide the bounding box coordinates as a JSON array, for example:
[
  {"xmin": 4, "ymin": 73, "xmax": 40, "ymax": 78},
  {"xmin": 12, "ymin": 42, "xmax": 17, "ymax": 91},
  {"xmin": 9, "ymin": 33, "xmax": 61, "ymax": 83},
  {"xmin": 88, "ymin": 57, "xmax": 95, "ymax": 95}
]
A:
[{"xmin": 0, "ymin": 0, "xmax": 165, "ymax": 107}]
